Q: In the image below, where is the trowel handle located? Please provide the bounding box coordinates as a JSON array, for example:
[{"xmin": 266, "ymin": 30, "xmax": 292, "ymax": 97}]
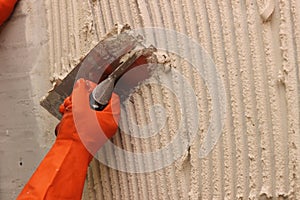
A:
[
  {"xmin": 89, "ymin": 51, "xmax": 141, "ymax": 111},
  {"xmin": 89, "ymin": 93, "xmax": 108, "ymax": 111},
  {"xmin": 89, "ymin": 77, "xmax": 115, "ymax": 111}
]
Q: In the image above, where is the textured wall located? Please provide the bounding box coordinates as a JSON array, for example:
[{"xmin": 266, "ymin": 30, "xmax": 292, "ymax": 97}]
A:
[{"xmin": 46, "ymin": 0, "xmax": 300, "ymax": 199}]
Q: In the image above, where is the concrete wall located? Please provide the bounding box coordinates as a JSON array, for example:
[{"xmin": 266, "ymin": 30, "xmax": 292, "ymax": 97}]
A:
[{"xmin": 0, "ymin": 1, "xmax": 56, "ymax": 199}]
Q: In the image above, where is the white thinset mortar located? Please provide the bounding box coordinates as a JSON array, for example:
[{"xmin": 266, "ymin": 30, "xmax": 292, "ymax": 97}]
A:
[{"xmin": 44, "ymin": 0, "xmax": 300, "ymax": 199}]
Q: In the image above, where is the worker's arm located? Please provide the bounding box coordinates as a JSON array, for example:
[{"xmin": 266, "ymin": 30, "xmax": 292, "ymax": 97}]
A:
[
  {"xmin": 17, "ymin": 79, "xmax": 120, "ymax": 200},
  {"xmin": 0, "ymin": 0, "xmax": 18, "ymax": 25}
]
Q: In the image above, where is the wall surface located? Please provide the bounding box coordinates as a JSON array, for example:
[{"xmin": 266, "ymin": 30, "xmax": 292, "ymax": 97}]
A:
[
  {"xmin": 1, "ymin": 0, "xmax": 299, "ymax": 199},
  {"xmin": 0, "ymin": 1, "xmax": 57, "ymax": 199},
  {"xmin": 45, "ymin": 0, "xmax": 300, "ymax": 199}
]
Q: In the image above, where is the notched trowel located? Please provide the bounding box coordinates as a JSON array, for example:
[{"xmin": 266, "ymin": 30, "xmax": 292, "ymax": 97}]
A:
[{"xmin": 40, "ymin": 25, "xmax": 157, "ymax": 119}]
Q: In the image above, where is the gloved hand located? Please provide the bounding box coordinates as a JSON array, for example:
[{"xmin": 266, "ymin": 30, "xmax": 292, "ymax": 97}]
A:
[
  {"xmin": 57, "ymin": 78, "xmax": 120, "ymax": 156},
  {"xmin": 0, "ymin": 0, "xmax": 18, "ymax": 25},
  {"xmin": 17, "ymin": 78, "xmax": 120, "ymax": 200}
]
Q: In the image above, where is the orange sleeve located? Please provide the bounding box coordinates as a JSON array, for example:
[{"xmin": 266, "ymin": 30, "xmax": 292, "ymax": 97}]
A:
[
  {"xmin": 0, "ymin": 0, "xmax": 18, "ymax": 25},
  {"xmin": 17, "ymin": 79, "xmax": 120, "ymax": 199},
  {"xmin": 17, "ymin": 134, "xmax": 92, "ymax": 200}
]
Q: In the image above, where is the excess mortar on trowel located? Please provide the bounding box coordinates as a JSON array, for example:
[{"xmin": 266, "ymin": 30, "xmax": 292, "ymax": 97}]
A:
[{"xmin": 40, "ymin": 25, "xmax": 158, "ymax": 119}]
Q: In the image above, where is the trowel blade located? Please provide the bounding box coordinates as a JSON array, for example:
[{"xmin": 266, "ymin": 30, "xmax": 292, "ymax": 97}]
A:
[{"xmin": 40, "ymin": 26, "xmax": 157, "ymax": 119}]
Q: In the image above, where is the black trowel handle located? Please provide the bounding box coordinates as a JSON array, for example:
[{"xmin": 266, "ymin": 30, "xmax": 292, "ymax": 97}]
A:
[
  {"xmin": 89, "ymin": 51, "xmax": 140, "ymax": 111},
  {"xmin": 89, "ymin": 93, "xmax": 108, "ymax": 111},
  {"xmin": 89, "ymin": 77, "xmax": 115, "ymax": 111}
]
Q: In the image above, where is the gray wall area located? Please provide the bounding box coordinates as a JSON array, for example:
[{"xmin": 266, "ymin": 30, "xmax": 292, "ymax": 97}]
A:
[{"xmin": 0, "ymin": 1, "xmax": 56, "ymax": 199}]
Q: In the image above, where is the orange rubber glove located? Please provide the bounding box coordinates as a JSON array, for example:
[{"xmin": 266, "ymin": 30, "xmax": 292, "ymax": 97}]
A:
[
  {"xmin": 17, "ymin": 78, "xmax": 120, "ymax": 200},
  {"xmin": 0, "ymin": 0, "xmax": 18, "ymax": 25}
]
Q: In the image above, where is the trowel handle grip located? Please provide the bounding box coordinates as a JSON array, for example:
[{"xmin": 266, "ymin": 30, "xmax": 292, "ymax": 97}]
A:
[
  {"xmin": 89, "ymin": 93, "xmax": 108, "ymax": 111},
  {"xmin": 89, "ymin": 77, "xmax": 114, "ymax": 111}
]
